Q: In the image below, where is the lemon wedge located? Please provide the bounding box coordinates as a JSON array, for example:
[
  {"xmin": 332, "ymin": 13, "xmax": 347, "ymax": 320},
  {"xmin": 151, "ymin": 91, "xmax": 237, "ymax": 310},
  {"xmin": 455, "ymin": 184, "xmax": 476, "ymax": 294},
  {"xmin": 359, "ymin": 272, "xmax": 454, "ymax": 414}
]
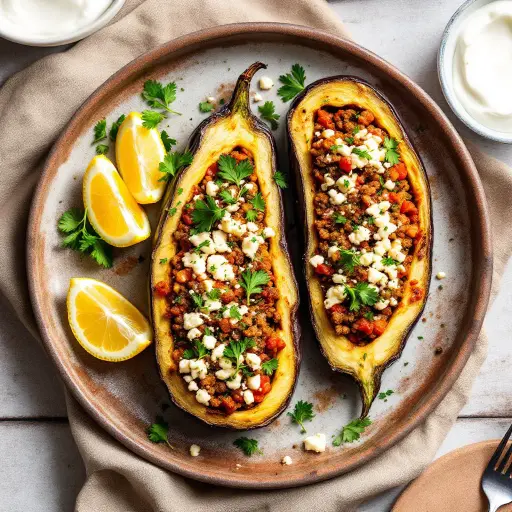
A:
[
  {"xmin": 115, "ymin": 112, "xmax": 167, "ymax": 204},
  {"xmin": 83, "ymin": 155, "xmax": 150, "ymax": 247},
  {"xmin": 67, "ymin": 278, "xmax": 152, "ymax": 361}
]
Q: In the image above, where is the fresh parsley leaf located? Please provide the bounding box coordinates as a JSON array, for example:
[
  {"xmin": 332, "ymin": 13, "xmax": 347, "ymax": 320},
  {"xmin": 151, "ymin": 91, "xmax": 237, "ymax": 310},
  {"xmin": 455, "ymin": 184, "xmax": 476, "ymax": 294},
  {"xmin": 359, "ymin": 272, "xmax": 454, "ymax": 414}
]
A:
[
  {"xmin": 158, "ymin": 150, "xmax": 193, "ymax": 182},
  {"xmin": 261, "ymin": 358, "xmax": 278, "ymax": 376},
  {"xmin": 339, "ymin": 249, "xmax": 360, "ymax": 274},
  {"xmin": 364, "ymin": 311, "xmax": 374, "ymax": 321},
  {"xmin": 199, "ymin": 101, "xmax": 214, "ymax": 113},
  {"xmin": 93, "ymin": 119, "xmax": 107, "ymax": 143},
  {"xmin": 382, "ymin": 257, "xmax": 398, "ymax": 266},
  {"xmin": 345, "ymin": 136, "xmax": 354, "ymax": 145},
  {"xmin": 141, "ymin": 110, "xmax": 166, "ymax": 129},
  {"xmin": 273, "ymin": 171, "xmax": 288, "ymax": 189},
  {"xmin": 192, "ymin": 196, "xmax": 226, "ymax": 233},
  {"xmin": 182, "ymin": 349, "xmax": 195, "ymax": 359},
  {"xmin": 287, "ymin": 400, "xmax": 315, "ymax": 433},
  {"xmin": 95, "ymin": 144, "xmax": 109, "ymax": 155},
  {"xmin": 194, "ymin": 339, "xmax": 209, "ymax": 359},
  {"xmin": 233, "ymin": 437, "xmax": 262, "ymax": 456},
  {"xmin": 159, "ymin": 258, "xmax": 168, "ymax": 264},
  {"xmin": 147, "ymin": 419, "xmax": 173, "ymax": 448},
  {"xmin": 277, "ymin": 63, "xmax": 306, "ymax": 102},
  {"xmin": 57, "ymin": 208, "xmax": 113, "ymax": 268},
  {"xmin": 246, "ymin": 209, "xmax": 258, "ymax": 222},
  {"xmin": 356, "ymin": 282, "xmax": 379, "ymax": 307},
  {"xmin": 378, "ymin": 389, "xmax": 394, "ymax": 400},
  {"xmin": 383, "ymin": 137, "xmax": 400, "ymax": 165},
  {"xmin": 217, "ymin": 154, "xmax": 254, "ymax": 187},
  {"xmin": 229, "ymin": 304, "xmax": 242, "ymax": 321},
  {"xmin": 219, "ymin": 189, "xmax": 237, "ymax": 205},
  {"xmin": 352, "ymin": 147, "xmax": 373, "ymax": 160},
  {"xmin": 161, "ymin": 130, "xmax": 176, "ymax": 152},
  {"xmin": 223, "ymin": 338, "xmax": 254, "ymax": 373},
  {"xmin": 142, "ymin": 80, "xmax": 181, "ymax": 114},
  {"xmin": 206, "ymin": 289, "xmax": 221, "ymax": 300},
  {"xmin": 258, "ymin": 100, "xmax": 280, "ymax": 130},
  {"xmin": 239, "ymin": 269, "xmax": 270, "ymax": 304},
  {"xmin": 333, "ymin": 417, "xmax": 372, "ymax": 446},
  {"xmin": 366, "ymin": 216, "xmax": 375, "ymax": 225},
  {"xmin": 190, "ymin": 292, "xmax": 204, "ymax": 309},
  {"xmin": 353, "ymin": 126, "xmax": 360, "ymax": 135},
  {"xmin": 333, "ymin": 213, "xmax": 347, "ymax": 224},
  {"xmin": 177, "ymin": 187, "xmax": 183, "ymax": 195},
  {"xmin": 249, "ymin": 192, "xmax": 265, "ymax": 212},
  {"xmin": 109, "ymin": 114, "xmax": 126, "ymax": 141}
]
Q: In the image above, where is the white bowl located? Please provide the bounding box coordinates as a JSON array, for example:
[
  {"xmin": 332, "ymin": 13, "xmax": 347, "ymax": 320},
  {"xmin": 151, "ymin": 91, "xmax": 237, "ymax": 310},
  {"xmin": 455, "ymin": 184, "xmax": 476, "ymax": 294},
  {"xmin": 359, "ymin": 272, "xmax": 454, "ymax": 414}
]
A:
[
  {"xmin": 0, "ymin": 0, "xmax": 125, "ymax": 47},
  {"xmin": 438, "ymin": 0, "xmax": 512, "ymax": 143}
]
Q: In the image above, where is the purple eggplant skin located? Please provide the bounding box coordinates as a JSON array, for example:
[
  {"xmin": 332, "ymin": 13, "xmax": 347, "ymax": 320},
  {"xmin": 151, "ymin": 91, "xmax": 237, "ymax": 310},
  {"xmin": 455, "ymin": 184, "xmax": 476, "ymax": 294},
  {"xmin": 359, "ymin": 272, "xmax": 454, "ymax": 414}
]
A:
[
  {"xmin": 286, "ymin": 75, "xmax": 432, "ymax": 418},
  {"xmin": 150, "ymin": 63, "xmax": 301, "ymax": 429}
]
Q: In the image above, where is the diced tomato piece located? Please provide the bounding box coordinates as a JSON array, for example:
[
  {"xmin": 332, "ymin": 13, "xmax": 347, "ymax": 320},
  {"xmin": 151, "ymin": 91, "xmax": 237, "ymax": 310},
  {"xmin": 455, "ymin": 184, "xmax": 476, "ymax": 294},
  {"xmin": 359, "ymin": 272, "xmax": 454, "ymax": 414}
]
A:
[
  {"xmin": 176, "ymin": 268, "xmax": 192, "ymax": 283},
  {"xmin": 389, "ymin": 192, "xmax": 401, "ymax": 203},
  {"xmin": 252, "ymin": 391, "xmax": 265, "ymax": 403},
  {"xmin": 220, "ymin": 396, "xmax": 236, "ymax": 414},
  {"xmin": 405, "ymin": 225, "xmax": 419, "ymax": 238},
  {"xmin": 339, "ymin": 156, "xmax": 352, "ymax": 173},
  {"xmin": 315, "ymin": 263, "xmax": 335, "ymax": 276},
  {"xmin": 258, "ymin": 375, "xmax": 272, "ymax": 395},
  {"xmin": 353, "ymin": 318, "xmax": 374, "ymax": 335},
  {"xmin": 206, "ymin": 162, "xmax": 218, "ymax": 177},
  {"xmin": 394, "ymin": 162, "xmax": 408, "ymax": 180},
  {"xmin": 400, "ymin": 200, "xmax": 418, "ymax": 216},
  {"xmin": 317, "ymin": 109, "xmax": 334, "ymax": 129},
  {"xmin": 389, "ymin": 168, "xmax": 399, "ymax": 182},
  {"xmin": 373, "ymin": 319, "xmax": 388, "ymax": 336},
  {"xmin": 154, "ymin": 281, "xmax": 171, "ymax": 297},
  {"xmin": 275, "ymin": 338, "xmax": 286, "ymax": 352},
  {"xmin": 330, "ymin": 304, "xmax": 345, "ymax": 314},
  {"xmin": 182, "ymin": 212, "xmax": 193, "ymax": 225}
]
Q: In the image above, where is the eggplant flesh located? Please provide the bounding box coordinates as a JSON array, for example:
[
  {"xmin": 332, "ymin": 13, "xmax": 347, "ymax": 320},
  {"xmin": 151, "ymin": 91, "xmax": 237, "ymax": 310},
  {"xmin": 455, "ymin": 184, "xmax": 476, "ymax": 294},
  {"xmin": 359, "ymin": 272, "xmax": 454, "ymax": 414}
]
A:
[
  {"xmin": 151, "ymin": 63, "xmax": 300, "ymax": 429},
  {"xmin": 287, "ymin": 77, "xmax": 432, "ymax": 418}
]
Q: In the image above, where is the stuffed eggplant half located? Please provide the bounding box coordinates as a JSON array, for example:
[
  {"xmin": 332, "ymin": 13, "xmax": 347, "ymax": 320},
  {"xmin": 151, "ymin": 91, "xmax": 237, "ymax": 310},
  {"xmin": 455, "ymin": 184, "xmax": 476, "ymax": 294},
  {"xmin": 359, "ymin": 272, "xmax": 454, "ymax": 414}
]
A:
[
  {"xmin": 151, "ymin": 63, "xmax": 300, "ymax": 429},
  {"xmin": 288, "ymin": 77, "xmax": 432, "ymax": 418}
]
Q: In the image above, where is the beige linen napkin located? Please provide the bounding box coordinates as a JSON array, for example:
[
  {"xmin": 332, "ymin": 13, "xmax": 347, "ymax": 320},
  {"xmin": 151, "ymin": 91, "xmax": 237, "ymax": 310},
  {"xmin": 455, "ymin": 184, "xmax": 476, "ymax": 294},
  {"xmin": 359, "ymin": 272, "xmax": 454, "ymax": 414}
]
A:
[{"xmin": 0, "ymin": 0, "xmax": 510, "ymax": 510}]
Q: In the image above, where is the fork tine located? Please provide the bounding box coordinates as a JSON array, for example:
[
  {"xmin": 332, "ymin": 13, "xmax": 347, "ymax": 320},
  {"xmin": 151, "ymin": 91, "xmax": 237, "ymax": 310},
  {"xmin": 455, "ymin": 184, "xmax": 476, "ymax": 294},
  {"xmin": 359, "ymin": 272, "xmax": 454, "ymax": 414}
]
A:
[
  {"xmin": 497, "ymin": 440, "xmax": 512, "ymax": 473},
  {"xmin": 488, "ymin": 423, "xmax": 512, "ymax": 470}
]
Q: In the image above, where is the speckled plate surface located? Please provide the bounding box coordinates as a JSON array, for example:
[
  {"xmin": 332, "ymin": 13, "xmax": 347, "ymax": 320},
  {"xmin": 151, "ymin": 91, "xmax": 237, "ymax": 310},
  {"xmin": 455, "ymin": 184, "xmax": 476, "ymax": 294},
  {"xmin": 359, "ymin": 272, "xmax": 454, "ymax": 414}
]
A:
[{"xmin": 27, "ymin": 24, "xmax": 492, "ymax": 489}]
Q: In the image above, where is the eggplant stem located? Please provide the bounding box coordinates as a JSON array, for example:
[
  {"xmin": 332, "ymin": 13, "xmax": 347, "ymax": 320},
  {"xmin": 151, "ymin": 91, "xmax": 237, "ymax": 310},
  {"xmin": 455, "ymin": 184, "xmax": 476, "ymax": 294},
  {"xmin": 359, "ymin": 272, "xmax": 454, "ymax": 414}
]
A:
[{"xmin": 229, "ymin": 62, "xmax": 267, "ymax": 115}]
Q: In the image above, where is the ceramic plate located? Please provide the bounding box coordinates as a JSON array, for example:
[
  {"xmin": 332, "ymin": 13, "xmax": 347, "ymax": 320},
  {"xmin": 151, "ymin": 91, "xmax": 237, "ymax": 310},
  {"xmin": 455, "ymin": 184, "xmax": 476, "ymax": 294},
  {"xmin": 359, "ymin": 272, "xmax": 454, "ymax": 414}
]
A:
[{"xmin": 27, "ymin": 24, "xmax": 492, "ymax": 488}]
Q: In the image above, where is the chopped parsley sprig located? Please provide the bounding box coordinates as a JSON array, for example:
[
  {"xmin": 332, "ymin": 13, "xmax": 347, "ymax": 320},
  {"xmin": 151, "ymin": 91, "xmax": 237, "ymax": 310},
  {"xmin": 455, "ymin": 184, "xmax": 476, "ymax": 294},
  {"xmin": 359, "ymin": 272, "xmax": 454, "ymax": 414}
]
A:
[
  {"xmin": 249, "ymin": 192, "xmax": 265, "ymax": 212},
  {"xmin": 234, "ymin": 437, "xmax": 262, "ymax": 456},
  {"xmin": 287, "ymin": 400, "xmax": 315, "ymax": 433},
  {"xmin": 142, "ymin": 79, "xmax": 181, "ymax": 115},
  {"xmin": 273, "ymin": 171, "xmax": 288, "ymax": 189},
  {"xmin": 258, "ymin": 100, "xmax": 280, "ymax": 130},
  {"xmin": 352, "ymin": 147, "xmax": 373, "ymax": 161},
  {"xmin": 147, "ymin": 418, "xmax": 173, "ymax": 449},
  {"xmin": 339, "ymin": 249, "xmax": 360, "ymax": 274},
  {"xmin": 109, "ymin": 114, "xmax": 126, "ymax": 141},
  {"xmin": 277, "ymin": 63, "xmax": 306, "ymax": 102},
  {"xmin": 57, "ymin": 208, "xmax": 113, "ymax": 268},
  {"xmin": 333, "ymin": 417, "xmax": 372, "ymax": 446},
  {"xmin": 158, "ymin": 150, "xmax": 193, "ymax": 182},
  {"xmin": 142, "ymin": 110, "xmax": 166, "ymax": 129},
  {"xmin": 239, "ymin": 269, "xmax": 270, "ymax": 304},
  {"xmin": 93, "ymin": 119, "xmax": 107, "ymax": 144},
  {"xmin": 383, "ymin": 137, "xmax": 400, "ymax": 165},
  {"xmin": 160, "ymin": 130, "xmax": 176, "ymax": 152},
  {"xmin": 191, "ymin": 196, "xmax": 226, "ymax": 233},
  {"xmin": 199, "ymin": 101, "xmax": 214, "ymax": 113},
  {"xmin": 223, "ymin": 338, "xmax": 255, "ymax": 374},
  {"xmin": 344, "ymin": 282, "xmax": 379, "ymax": 312},
  {"xmin": 261, "ymin": 358, "xmax": 279, "ymax": 376},
  {"xmin": 217, "ymin": 154, "xmax": 254, "ymax": 187}
]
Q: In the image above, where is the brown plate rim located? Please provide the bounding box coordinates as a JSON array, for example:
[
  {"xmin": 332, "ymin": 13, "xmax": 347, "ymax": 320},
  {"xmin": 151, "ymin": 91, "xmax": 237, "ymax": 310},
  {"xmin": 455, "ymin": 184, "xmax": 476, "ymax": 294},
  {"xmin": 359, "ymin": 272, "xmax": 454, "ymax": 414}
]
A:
[{"xmin": 26, "ymin": 22, "xmax": 493, "ymax": 489}]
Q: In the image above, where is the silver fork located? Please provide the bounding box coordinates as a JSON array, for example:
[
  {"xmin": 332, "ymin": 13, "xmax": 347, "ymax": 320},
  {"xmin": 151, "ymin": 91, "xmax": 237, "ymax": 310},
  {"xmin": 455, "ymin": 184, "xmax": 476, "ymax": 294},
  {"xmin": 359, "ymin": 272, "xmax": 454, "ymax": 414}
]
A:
[{"xmin": 482, "ymin": 423, "xmax": 512, "ymax": 512}]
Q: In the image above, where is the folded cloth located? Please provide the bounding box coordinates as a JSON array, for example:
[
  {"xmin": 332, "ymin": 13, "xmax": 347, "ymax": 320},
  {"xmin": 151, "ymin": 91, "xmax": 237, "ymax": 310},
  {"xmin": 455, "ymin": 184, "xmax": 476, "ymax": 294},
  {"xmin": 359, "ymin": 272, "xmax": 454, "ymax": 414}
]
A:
[{"xmin": 0, "ymin": 1, "xmax": 510, "ymax": 510}]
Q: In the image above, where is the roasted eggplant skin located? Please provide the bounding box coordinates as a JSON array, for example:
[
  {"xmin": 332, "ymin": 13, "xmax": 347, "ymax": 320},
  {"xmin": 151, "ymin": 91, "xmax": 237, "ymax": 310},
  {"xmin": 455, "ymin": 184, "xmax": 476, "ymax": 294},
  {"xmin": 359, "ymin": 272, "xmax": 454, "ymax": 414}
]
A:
[
  {"xmin": 287, "ymin": 77, "xmax": 432, "ymax": 418},
  {"xmin": 151, "ymin": 63, "xmax": 300, "ymax": 429}
]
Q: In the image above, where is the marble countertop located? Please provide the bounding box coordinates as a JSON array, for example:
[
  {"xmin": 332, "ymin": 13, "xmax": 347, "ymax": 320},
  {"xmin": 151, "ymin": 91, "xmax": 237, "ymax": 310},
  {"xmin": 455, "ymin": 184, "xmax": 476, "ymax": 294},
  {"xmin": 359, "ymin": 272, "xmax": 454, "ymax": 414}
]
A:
[{"xmin": 1, "ymin": 1, "xmax": 511, "ymax": 510}]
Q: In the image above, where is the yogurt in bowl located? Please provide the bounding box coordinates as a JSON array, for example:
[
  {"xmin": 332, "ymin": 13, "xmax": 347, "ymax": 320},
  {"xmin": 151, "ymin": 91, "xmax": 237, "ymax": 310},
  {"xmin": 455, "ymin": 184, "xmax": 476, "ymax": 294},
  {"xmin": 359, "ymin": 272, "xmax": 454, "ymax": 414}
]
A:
[
  {"xmin": 0, "ymin": 0, "xmax": 125, "ymax": 47},
  {"xmin": 439, "ymin": 0, "xmax": 512, "ymax": 143}
]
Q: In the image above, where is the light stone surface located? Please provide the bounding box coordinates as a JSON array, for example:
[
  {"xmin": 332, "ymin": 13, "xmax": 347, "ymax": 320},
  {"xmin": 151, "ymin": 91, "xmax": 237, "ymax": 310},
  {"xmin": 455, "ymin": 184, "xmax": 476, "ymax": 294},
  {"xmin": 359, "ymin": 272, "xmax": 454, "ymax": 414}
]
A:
[{"xmin": 0, "ymin": 0, "xmax": 510, "ymax": 510}]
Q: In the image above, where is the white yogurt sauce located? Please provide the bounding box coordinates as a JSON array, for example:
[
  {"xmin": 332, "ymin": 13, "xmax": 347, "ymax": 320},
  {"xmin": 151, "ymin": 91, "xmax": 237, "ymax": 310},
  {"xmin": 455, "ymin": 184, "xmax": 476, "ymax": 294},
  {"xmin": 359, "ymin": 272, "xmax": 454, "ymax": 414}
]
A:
[
  {"xmin": 0, "ymin": 0, "xmax": 112, "ymax": 39},
  {"xmin": 453, "ymin": 1, "xmax": 512, "ymax": 133}
]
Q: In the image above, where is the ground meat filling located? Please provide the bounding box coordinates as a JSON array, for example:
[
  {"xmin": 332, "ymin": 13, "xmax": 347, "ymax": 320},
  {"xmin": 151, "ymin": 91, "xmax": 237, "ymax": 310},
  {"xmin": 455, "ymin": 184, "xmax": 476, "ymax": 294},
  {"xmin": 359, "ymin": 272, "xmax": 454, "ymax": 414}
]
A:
[
  {"xmin": 309, "ymin": 106, "xmax": 422, "ymax": 345},
  {"xmin": 154, "ymin": 147, "xmax": 285, "ymax": 415}
]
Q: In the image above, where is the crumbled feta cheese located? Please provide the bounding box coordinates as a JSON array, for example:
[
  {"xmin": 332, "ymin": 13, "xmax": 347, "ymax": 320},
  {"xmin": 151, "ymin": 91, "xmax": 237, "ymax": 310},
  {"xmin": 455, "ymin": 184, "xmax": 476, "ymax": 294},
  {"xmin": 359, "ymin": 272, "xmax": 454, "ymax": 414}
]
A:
[
  {"xmin": 206, "ymin": 181, "xmax": 219, "ymax": 197},
  {"xmin": 368, "ymin": 267, "xmax": 388, "ymax": 285},
  {"xmin": 188, "ymin": 380, "xmax": 199, "ymax": 392},
  {"xmin": 226, "ymin": 203, "xmax": 240, "ymax": 213},
  {"xmin": 202, "ymin": 279, "xmax": 215, "ymax": 292},
  {"xmin": 282, "ymin": 455, "xmax": 293, "ymax": 465},
  {"xmin": 328, "ymin": 189, "xmax": 346, "ymax": 205},
  {"xmin": 304, "ymin": 433, "xmax": 326, "ymax": 453},
  {"xmin": 354, "ymin": 128, "xmax": 368, "ymax": 140},
  {"xmin": 242, "ymin": 235, "xmax": 264, "ymax": 259},
  {"xmin": 321, "ymin": 173, "xmax": 336, "ymax": 191},
  {"xmin": 215, "ymin": 368, "xmax": 234, "ymax": 380},
  {"xmin": 374, "ymin": 299, "xmax": 390, "ymax": 311},
  {"xmin": 377, "ymin": 222, "xmax": 397, "ymax": 239},
  {"xmin": 247, "ymin": 374, "xmax": 261, "ymax": 390},
  {"xmin": 183, "ymin": 375, "xmax": 193, "ymax": 383},
  {"xmin": 182, "ymin": 252, "xmax": 207, "ymax": 275},
  {"xmin": 384, "ymin": 266, "xmax": 398, "ymax": 280},
  {"xmin": 247, "ymin": 222, "xmax": 259, "ymax": 232},
  {"xmin": 226, "ymin": 372, "xmax": 242, "ymax": 390},
  {"xmin": 333, "ymin": 142, "xmax": 351, "ymax": 157},
  {"xmin": 259, "ymin": 76, "xmax": 274, "ymax": 90},
  {"xmin": 348, "ymin": 226, "xmax": 371, "ymax": 245},
  {"xmin": 190, "ymin": 359, "xmax": 208, "ymax": 380},
  {"xmin": 202, "ymin": 334, "xmax": 217, "ymax": 350},
  {"xmin": 360, "ymin": 252, "xmax": 375, "ymax": 266},
  {"xmin": 189, "ymin": 232, "xmax": 215, "ymax": 254},
  {"xmin": 365, "ymin": 137, "xmax": 379, "ymax": 151},
  {"xmin": 322, "ymin": 129, "xmax": 335, "ymax": 138},
  {"xmin": 243, "ymin": 390, "xmax": 255, "ymax": 405},
  {"xmin": 387, "ymin": 279, "xmax": 399, "ymax": 289},
  {"xmin": 263, "ymin": 227, "xmax": 275, "ymax": 238},
  {"xmin": 195, "ymin": 389, "xmax": 210, "ymax": 405},
  {"xmin": 183, "ymin": 312, "xmax": 204, "ymax": 330},
  {"xmin": 390, "ymin": 297, "xmax": 398, "ymax": 306},
  {"xmin": 374, "ymin": 239, "xmax": 391, "ymax": 256},
  {"xmin": 372, "ymin": 258, "xmax": 385, "ymax": 272},
  {"xmin": 190, "ymin": 444, "xmax": 201, "ymax": 457},
  {"xmin": 179, "ymin": 359, "xmax": 191, "ymax": 374},
  {"xmin": 324, "ymin": 285, "xmax": 346, "ymax": 309},
  {"xmin": 187, "ymin": 327, "xmax": 202, "ymax": 340},
  {"xmin": 211, "ymin": 343, "xmax": 225, "ymax": 361},
  {"xmin": 436, "ymin": 271, "xmax": 446, "ymax": 280},
  {"xmin": 332, "ymin": 273, "xmax": 347, "ymax": 284},
  {"xmin": 309, "ymin": 255, "xmax": 325, "ymax": 268},
  {"xmin": 379, "ymin": 201, "xmax": 391, "ymax": 211},
  {"xmin": 207, "ymin": 254, "xmax": 235, "ymax": 281},
  {"xmin": 220, "ymin": 212, "xmax": 247, "ymax": 237},
  {"xmin": 374, "ymin": 212, "xmax": 390, "ymax": 228},
  {"xmin": 219, "ymin": 357, "xmax": 233, "ymax": 370},
  {"xmin": 384, "ymin": 180, "xmax": 395, "ymax": 191},
  {"xmin": 211, "ymin": 230, "xmax": 230, "ymax": 253},
  {"xmin": 327, "ymin": 246, "xmax": 339, "ymax": 259},
  {"xmin": 245, "ymin": 352, "xmax": 261, "ymax": 370},
  {"xmin": 253, "ymin": 92, "xmax": 263, "ymax": 102},
  {"xmin": 336, "ymin": 175, "xmax": 357, "ymax": 194},
  {"xmin": 351, "ymin": 151, "xmax": 368, "ymax": 169},
  {"xmin": 203, "ymin": 298, "xmax": 222, "ymax": 311}
]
